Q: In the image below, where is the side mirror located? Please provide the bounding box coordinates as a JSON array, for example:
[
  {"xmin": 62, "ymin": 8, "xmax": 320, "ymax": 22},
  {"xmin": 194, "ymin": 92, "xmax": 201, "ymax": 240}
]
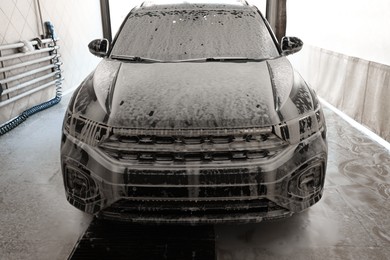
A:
[
  {"xmin": 88, "ymin": 39, "xmax": 110, "ymax": 58},
  {"xmin": 281, "ymin": 36, "xmax": 303, "ymax": 55}
]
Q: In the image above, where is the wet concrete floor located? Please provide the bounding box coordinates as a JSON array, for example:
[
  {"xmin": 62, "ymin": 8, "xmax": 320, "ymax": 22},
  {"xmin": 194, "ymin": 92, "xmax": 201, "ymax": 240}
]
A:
[{"xmin": 0, "ymin": 94, "xmax": 389, "ymax": 260}]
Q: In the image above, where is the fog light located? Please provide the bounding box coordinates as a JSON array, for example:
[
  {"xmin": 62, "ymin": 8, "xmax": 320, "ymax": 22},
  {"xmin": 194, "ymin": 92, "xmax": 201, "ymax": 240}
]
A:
[
  {"xmin": 288, "ymin": 162, "xmax": 324, "ymax": 198},
  {"xmin": 65, "ymin": 166, "xmax": 99, "ymax": 200},
  {"xmin": 298, "ymin": 166, "xmax": 322, "ymax": 192}
]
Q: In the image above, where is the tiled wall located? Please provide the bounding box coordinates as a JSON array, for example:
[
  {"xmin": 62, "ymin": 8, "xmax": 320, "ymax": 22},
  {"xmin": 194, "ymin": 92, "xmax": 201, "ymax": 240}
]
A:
[
  {"xmin": 0, "ymin": 0, "xmax": 103, "ymax": 125},
  {"xmin": 38, "ymin": 0, "xmax": 103, "ymax": 91},
  {"xmin": 0, "ymin": 0, "xmax": 38, "ymax": 45}
]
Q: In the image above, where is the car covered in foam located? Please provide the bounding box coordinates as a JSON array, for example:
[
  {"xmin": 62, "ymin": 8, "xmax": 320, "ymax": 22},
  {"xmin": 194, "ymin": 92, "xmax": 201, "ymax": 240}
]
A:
[{"xmin": 61, "ymin": 0, "xmax": 327, "ymax": 224}]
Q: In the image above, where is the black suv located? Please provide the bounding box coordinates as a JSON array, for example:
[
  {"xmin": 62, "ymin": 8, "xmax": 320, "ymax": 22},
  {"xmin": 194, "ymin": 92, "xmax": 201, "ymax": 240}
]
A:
[{"xmin": 61, "ymin": 0, "xmax": 327, "ymax": 224}]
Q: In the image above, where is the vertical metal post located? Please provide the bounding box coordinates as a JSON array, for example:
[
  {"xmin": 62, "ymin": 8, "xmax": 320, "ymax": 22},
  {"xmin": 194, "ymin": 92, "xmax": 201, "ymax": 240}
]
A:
[
  {"xmin": 35, "ymin": 0, "xmax": 45, "ymax": 38},
  {"xmin": 100, "ymin": 0, "xmax": 112, "ymax": 42},
  {"xmin": 266, "ymin": 0, "xmax": 287, "ymax": 42},
  {"xmin": 0, "ymin": 50, "xmax": 9, "ymax": 101}
]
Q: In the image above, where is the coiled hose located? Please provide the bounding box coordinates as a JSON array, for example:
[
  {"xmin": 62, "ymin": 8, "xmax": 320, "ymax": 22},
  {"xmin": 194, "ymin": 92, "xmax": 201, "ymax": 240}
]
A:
[{"xmin": 0, "ymin": 39, "xmax": 62, "ymax": 136}]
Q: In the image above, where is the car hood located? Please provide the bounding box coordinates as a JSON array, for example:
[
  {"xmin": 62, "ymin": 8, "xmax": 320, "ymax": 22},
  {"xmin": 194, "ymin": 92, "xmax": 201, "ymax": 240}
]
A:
[{"xmin": 86, "ymin": 57, "xmax": 303, "ymax": 129}]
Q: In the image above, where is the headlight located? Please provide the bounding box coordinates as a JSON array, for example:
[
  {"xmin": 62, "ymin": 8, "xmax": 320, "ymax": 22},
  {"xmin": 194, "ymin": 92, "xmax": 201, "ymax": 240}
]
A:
[
  {"xmin": 315, "ymin": 107, "xmax": 325, "ymax": 130},
  {"xmin": 63, "ymin": 111, "xmax": 110, "ymax": 146},
  {"xmin": 273, "ymin": 106, "xmax": 325, "ymax": 144}
]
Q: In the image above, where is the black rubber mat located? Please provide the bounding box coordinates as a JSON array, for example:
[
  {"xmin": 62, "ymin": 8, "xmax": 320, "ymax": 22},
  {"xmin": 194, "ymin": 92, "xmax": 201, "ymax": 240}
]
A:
[{"xmin": 69, "ymin": 218, "xmax": 216, "ymax": 260}]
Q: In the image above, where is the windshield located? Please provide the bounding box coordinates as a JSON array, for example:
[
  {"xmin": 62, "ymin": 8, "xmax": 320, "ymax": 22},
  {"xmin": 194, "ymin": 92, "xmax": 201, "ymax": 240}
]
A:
[{"xmin": 111, "ymin": 5, "xmax": 279, "ymax": 61}]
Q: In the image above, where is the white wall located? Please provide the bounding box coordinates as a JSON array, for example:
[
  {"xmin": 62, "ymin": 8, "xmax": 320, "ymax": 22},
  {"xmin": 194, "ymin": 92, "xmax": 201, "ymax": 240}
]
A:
[
  {"xmin": 39, "ymin": 0, "xmax": 103, "ymax": 90},
  {"xmin": 286, "ymin": 0, "xmax": 390, "ymax": 142},
  {"xmin": 0, "ymin": 0, "xmax": 103, "ymax": 91},
  {"xmin": 0, "ymin": 0, "xmax": 103, "ymax": 124},
  {"xmin": 287, "ymin": 0, "xmax": 390, "ymax": 66}
]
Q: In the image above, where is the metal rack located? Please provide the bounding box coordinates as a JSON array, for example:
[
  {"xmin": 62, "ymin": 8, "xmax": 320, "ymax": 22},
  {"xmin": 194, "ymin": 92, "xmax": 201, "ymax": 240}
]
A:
[{"xmin": 0, "ymin": 38, "xmax": 63, "ymax": 135}]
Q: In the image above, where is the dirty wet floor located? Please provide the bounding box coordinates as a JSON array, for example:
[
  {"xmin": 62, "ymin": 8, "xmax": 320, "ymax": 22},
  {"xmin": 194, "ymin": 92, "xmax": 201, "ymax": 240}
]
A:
[{"xmin": 0, "ymin": 94, "xmax": 389, "ymax": 259}]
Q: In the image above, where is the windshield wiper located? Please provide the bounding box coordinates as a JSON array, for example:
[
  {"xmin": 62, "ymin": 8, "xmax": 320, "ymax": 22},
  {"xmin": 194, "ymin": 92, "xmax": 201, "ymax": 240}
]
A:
[
  {"xmin": 110, "ymin": 55, "xmax": 280, "ymax": 63},
  {"xmin": 204, "ymin": 57, "xmax": 274, "ymax": 62},
  {"xmin": 171, "ymin": 57, "xmax": 276, "ymax": 63},
  {"xmin": 111, "ymin": 55, "xmax": 162, "ymax": 63}
]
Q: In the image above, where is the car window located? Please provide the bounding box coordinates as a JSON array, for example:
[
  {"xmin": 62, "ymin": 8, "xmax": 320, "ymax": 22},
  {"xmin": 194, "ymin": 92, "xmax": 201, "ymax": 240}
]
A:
[{"xmin": 111, "ymin": 6, "xmax": 279, "ymax": 61}]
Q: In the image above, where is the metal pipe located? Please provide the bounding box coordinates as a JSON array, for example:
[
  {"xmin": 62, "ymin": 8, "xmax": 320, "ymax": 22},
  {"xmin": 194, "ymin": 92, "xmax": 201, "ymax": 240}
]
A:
[
  {"xmin": 0, "ymin": 54, "xmax": 59, "ymax": 74},
  {"xmin": 1, "ymin": 71, "xmax": 62, "ymax": 96},
  {"xmin": 0, "ymin": 46, "xmax": 59, "ymax": 62},
  {"xmin": 0, "ymin": 50, "xmax": 9, "ymax": 100},
  {"xmin": 36, "ymin": 0, "xmax": 45, "ymax": 37},
  {"xmin": 0, "ymin": 79, "xmax": 60, "ymax": 108},
  {"xmin": 0, "ymin": 39, "xmax": 53, "ymax": 51},
  {"xmin": 0, "ymin": 63, "xmax": 61, "ymax": 85},
  {"xmin": 100, "ymin": 0, "xmax": 112, "ymax": 42},
  {"xmin": 266, "ymin": 0, "xmax": 287, "ymax": 42}
]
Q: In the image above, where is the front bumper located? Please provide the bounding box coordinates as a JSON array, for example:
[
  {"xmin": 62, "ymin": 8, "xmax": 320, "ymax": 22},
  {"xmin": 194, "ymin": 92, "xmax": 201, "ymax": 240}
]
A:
[{"xmin": 60, "ymin": 126, "xmax": 327, "ymax": 224}]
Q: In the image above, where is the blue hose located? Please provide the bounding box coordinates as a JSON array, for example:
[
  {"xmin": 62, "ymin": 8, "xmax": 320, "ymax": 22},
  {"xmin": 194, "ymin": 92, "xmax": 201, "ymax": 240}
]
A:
[{"xmin": 0, "ymin": 94, "xmax": 62, "ymax": 136}]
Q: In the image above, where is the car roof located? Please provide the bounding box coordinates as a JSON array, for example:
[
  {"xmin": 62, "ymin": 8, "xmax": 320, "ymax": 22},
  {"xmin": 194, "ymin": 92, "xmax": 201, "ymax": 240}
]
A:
[
  {"xmin": 137, "ymin": 0, "xmax": 255, "ymax": 12},
  {"xmin": 141, "ymin": 0, "xmax": 249, "ymax": 7}
]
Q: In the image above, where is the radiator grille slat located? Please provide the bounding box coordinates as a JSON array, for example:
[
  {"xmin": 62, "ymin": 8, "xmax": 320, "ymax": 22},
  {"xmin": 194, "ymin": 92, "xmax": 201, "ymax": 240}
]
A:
[{"xmin": 99, "ymin": 131, "xmax": 287, "ymax": 164}]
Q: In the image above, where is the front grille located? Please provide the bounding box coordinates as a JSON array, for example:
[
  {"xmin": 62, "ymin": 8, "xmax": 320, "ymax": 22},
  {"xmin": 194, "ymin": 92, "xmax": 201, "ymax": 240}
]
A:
[
  {"xmin": 110, "ymin": 168, "xmax": 263, "ymax": 186},
  {"xmin": 115, "ymin": 168, "xmax": 268, "ymax": 199},
  {"xmin": 104, "ymin": 198, "xmax": 285, "ymax": 215},
  {"xmin": 109, "ymin": 133, "xmax": 270, "ymax": 145},
  {"xmin": 99, "ymin": 198, "xmax": 291, "ymax": 223},
  {"xmin": 99, "ymin": 130, "xmax": 288, "ymax": 164},
  {"xmin": 101, "ymin": 150, "xmax": 277, "ymax": 163}
]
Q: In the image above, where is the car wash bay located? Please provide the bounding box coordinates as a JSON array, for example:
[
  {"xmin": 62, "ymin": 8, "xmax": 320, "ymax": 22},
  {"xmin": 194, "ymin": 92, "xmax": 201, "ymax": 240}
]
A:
[
  {"xmin": 1, "ymin": 0, "xmax": 390, "ymax": 259},
  {"xmin": 1, "ymin": 94, "xmax": 389, "ymax": 259}
]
